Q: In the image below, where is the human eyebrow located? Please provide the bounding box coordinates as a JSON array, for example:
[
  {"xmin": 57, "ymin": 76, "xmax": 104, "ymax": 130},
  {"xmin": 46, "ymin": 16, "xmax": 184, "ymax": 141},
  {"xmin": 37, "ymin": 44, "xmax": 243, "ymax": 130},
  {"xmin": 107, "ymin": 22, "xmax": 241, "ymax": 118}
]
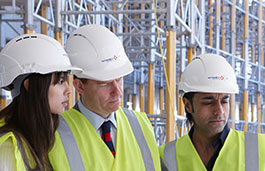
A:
[
  {"xmin": 201, "ymin": 94, "xmax": 230, "ymax": 100},
  {"xmin": 116, "ymin": 77, "xmax": 122, "ymax": 81},
  {"xmin": 201, "ymin": 96, "xmax": 215, "ymax": 100},
  {"xmin": 222, "ymin": 95, "xmax": 230, "ymax": 100},
  {"xmin": 95, "ymin": 80, "xmax": 108, "ymax": 84}
]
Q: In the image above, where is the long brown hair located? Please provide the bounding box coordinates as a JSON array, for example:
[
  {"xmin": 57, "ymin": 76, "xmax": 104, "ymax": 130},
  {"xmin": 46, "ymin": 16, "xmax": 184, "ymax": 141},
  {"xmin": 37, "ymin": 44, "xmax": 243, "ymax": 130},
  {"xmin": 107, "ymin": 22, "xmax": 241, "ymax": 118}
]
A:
[{"xmin": 0, "ymin": 72, "xmax": 67, "ymax": 170}]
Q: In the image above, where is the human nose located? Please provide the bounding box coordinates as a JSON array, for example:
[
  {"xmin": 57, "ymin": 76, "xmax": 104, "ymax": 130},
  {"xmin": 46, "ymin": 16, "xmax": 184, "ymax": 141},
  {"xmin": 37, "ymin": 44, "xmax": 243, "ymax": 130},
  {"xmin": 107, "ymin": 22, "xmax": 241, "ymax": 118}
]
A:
[
  {"xmin": 112, "ymin": 80, "xmax": 123, "ymax": 96},
  {"xmin": 64, "ymin": 82, "xmax": 72, "ymax": 96},
  {"xmin": 214, "ymin": 101, "xmax": 224, "ymax": 116}
]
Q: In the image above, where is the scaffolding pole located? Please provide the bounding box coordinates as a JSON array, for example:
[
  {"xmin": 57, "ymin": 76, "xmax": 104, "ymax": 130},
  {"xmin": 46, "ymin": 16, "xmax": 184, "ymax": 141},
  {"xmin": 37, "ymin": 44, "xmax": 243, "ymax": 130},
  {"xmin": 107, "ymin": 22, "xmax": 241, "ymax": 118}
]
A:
[
  {"xmin": 242, "ymin": 0, "xmax": 249, "ymax": 132},
  {"xmin": 147, "ymin": 64, "xmax": 155, "ymax": 114}
]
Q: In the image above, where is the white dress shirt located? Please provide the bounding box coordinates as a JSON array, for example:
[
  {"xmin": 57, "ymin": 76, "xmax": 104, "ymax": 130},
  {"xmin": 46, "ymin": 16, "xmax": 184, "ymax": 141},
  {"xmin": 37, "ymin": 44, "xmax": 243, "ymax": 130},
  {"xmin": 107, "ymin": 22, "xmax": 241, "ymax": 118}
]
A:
[{"xmin": 77, "ymin": 100, "xmax": 117, "ymax": 148}]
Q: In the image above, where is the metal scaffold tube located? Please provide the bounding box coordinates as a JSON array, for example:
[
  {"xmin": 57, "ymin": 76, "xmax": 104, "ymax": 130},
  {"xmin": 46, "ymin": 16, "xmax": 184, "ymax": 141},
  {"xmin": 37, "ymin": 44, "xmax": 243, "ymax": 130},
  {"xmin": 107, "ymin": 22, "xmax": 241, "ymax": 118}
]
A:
[
  {"xmin": 242, "ymin": 0, "xmax": 249, "ymax": 132},
  {"xmin": 24, "ymin": 0, "xmax": 35, "ymax": 33},
  {"xmin": 165, "ymin": 29, "xmax": 176, "ymax": 142},
  {"xmin": 147, "ymin": 63, "xmax": 155, "ymax": 114},
  {"xmin": 139, "ymin": 85, "xmax": 145, "ymax": 112},
  {"xmin": 230, "ymin": 0, "xmax": 237, "ymax": 129}
]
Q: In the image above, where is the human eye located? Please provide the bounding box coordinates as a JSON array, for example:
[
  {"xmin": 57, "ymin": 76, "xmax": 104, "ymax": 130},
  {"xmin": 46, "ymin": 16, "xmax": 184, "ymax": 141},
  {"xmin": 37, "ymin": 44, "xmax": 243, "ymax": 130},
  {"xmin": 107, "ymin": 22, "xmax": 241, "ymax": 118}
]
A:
[
  {"xmin": 200, "ymin": 96, "xmax": 215, "ymax": 105},
  {"xmin": 58, "ymin": 78, "xmax": 65, "ymax": 85},
  {"xmin": 222, "ymin": 96, "xmax": 230, "ymax": 104},
  {"xmin": 99, "ymin": 83, "xmax": 107, "ymax": 87},
  {"xmin": 222, "ymin": 99, "xmax": 229, "ymax": 104},
  {"xmin": 202, "ymin": 101, "xmax": 213, "ymax": 105},
  {"xmin": 201, "ymin": 98, "xmax": 213, "ymax": 105},
  {"xmin": 98, "ymin": 82, "xmax": 111, "ymax": 87}
]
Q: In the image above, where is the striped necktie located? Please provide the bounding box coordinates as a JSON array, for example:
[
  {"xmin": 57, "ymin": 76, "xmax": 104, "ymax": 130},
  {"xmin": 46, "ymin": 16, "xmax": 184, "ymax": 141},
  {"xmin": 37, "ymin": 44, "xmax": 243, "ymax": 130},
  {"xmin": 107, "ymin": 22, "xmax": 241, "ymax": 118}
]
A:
[{"xmin": 101, "ymin": 121, "xmax": 115, "ymax": 157}]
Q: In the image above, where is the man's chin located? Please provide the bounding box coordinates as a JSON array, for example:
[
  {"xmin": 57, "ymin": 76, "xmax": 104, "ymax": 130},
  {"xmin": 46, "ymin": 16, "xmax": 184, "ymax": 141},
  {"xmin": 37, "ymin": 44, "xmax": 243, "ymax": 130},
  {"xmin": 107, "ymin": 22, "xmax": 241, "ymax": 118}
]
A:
[
  {"xmin": 113, "ymin": 105, "xmax": 120, "ymax": 111},
  {"xmin": 107, "ymin": 104, "xmax": 120, "ymax": 113},
  {"xmin": 210, "ymin": 125, "xmax": 225, "ymax": 134}
]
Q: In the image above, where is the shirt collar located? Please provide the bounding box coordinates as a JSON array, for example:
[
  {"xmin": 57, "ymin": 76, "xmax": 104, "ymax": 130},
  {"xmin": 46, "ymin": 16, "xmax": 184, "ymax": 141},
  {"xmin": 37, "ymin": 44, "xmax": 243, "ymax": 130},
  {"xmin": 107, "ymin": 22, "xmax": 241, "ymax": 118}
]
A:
[{"xmin": 77, "ymin": 100, "xmax": 117, "ymax": 131}]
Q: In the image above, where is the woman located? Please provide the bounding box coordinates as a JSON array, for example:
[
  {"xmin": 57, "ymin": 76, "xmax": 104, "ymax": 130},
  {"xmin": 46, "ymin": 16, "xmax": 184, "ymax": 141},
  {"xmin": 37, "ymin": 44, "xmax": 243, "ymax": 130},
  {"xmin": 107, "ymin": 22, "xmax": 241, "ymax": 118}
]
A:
[{"xmin": 0, "ymin": 33, "xmax": 81, "ymax": 170}]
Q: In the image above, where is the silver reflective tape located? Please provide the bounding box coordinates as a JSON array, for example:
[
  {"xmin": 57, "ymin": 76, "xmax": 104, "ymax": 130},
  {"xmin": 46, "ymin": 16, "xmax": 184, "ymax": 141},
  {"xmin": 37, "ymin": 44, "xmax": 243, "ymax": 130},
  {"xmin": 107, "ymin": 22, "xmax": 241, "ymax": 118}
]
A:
[
  {"xmin": 245, "ymin": 132, "xmax": 259, "ymax": 171},
  {"xmin": 122, "ymin": 108, "xmax": 155, "ymax": 171},
  {"xmin": 58, "ymin": 116, "xmax": 85, "ymax": 171},
  {"xmin": 164, "ymin": 140, "xmax": 177, "ymax": 171}
]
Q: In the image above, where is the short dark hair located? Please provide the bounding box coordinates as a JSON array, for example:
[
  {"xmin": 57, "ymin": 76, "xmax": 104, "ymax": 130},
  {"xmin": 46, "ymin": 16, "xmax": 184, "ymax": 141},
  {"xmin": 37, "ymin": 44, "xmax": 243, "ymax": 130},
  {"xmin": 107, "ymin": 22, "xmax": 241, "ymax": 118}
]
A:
[
  {"xmin": 183, "ymin": 92, "xmax": 196, "ymax": 124},
  {"xmin": 73, "ymin": 75, "xmax": 87, "ymax": 84}
]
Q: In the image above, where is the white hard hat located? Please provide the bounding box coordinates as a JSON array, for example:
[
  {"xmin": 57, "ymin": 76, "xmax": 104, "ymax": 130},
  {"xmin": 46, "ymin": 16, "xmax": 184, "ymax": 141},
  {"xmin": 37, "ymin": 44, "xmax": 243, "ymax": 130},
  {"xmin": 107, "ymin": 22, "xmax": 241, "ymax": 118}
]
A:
[
  {"xmin": 0, "ymin": 33, "xmax": 82, "ymax": 92},
  {"xmin": 65, "ymin": 24, "xmax": 134, "ymax": 81},
  {"xmin": 179, "ymin": 53, "xmax": 239, "ymax": 96}
]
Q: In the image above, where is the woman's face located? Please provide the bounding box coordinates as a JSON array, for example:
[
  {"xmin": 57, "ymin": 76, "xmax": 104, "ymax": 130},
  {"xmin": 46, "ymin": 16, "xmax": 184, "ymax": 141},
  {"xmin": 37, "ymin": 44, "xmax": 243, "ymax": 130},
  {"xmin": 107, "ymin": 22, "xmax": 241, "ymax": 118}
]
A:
[{"xmin": 48, "ymin": 73, "xmax": 71, "ymax": 114}]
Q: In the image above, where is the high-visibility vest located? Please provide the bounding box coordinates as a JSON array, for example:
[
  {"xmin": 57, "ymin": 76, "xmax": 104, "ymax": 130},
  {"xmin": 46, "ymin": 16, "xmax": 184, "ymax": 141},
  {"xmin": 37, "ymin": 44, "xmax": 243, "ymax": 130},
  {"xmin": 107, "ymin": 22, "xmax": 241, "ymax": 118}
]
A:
[
  {"xmin": 159, "ymin": 129, "xmax": 265, "ymax": 171},
  {"xmin": 48, "ymin": 107, "xmax": 161, "ymax": 171},
  {"xmin": 0, "ymin": 132, "xmax": 36, "ymax": 171}
]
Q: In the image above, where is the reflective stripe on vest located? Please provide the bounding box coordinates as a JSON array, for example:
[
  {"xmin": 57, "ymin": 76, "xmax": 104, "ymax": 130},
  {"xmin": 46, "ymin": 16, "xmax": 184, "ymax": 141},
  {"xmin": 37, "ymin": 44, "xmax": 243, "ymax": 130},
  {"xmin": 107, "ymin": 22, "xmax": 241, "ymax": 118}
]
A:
[
  {"xmin": 57, "ymin": 106, "xmax": 155, "ymax": 170},
  {"xmin": 164, "ymin": 139, "xmax": 177, "ymax": 171},
  {"xmin": 57, "ymin": 116, "xmax": 85, "ymax": 171},
  {"xmin": 17, "ymin": 136, "xmax": 30, "ymax": 171},
  {"xmin": 0, "ymin": 133, "xmax": 29, "ymax": 171},
  {"xmin": 164, "ymin": 132, "xmax": 259, "ymax": 171},
  {"xmin": 245, "ymin": 132, "xmax": 259, "ymax": 171},
  {"xmin": 122, "ymin": 107, "xmax": 155, "ymax": 171}
]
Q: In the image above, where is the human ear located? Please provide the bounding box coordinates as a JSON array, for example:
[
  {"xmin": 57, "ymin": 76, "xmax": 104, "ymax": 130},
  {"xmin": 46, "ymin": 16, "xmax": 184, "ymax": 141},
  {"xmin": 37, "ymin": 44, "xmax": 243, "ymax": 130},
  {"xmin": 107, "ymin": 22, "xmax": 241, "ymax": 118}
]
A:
[
  {"xmin": 23, "ymin": 79, "xmax": 29, "ymax": 91},
  {"xmin": 73, "ymin": 79, "xmax": 85, "ymax": 95},
  {"xmin": 183, "ymin": 97, "xmax": 193, "ymax": 114}
]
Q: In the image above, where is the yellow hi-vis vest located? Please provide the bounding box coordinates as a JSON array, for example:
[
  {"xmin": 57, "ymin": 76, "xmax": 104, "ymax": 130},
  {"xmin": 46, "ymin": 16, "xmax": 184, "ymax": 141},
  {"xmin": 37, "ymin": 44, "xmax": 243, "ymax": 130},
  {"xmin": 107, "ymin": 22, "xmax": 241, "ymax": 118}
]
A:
[
  {"xmin": 48, "ymin": 107, "xmax": 161, "ymax": 171},
  {"xmin": 0, "ymin": 132, "xmax": 36, "ymax": 171},
  {"xmin": 159, "ymin": 129, "xmax": 265, "ymax": 171}
]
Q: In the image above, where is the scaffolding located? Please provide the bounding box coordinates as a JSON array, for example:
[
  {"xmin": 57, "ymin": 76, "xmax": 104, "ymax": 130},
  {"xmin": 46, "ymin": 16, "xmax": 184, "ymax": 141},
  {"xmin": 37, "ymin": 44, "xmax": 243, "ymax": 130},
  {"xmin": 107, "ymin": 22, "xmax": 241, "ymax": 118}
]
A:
[{"xmin": 0, "ymin": 0, "xmax": 264, "ymax": 143}]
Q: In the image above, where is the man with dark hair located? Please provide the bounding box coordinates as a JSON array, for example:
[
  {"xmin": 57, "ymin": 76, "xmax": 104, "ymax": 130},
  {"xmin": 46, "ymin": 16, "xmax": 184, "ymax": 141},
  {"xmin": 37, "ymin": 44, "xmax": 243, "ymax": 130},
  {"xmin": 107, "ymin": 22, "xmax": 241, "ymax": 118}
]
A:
[{"xmin": 159, "ymin": 54, "xmax": 265, "ymax": 171}]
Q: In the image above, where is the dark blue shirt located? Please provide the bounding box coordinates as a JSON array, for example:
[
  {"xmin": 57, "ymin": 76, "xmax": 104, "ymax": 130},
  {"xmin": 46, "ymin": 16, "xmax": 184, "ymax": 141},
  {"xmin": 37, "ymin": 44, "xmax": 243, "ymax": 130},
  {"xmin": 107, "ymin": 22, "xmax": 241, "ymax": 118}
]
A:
[{"xmin": 189, "ymin": 124, "xmax": 230, "ymax": 171}]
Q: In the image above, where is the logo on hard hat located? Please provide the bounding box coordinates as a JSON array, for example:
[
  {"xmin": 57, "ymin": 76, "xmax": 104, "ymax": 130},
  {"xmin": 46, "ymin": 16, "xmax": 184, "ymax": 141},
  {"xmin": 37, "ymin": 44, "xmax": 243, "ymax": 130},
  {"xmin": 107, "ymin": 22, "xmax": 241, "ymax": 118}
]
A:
[
  {"xmin": 101, "ymin": 55, "xmax": 119, "ymax": 63},
  {"xmin": 208, "ymin": 75, "xmax": 227, "ymax": 81}
]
